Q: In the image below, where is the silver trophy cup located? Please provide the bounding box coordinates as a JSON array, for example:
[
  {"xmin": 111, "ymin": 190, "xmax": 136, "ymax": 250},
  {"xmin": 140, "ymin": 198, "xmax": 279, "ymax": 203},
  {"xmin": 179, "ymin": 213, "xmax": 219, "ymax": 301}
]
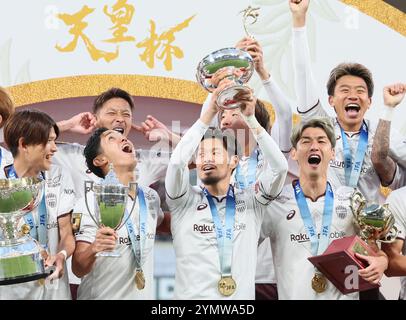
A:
[
  {"xmin": 196, "ymin": 47, "xmax": 254, "ymax": 110},
  {"xmin": 0, "ymin": 177, "xmax": 54, "ymax": 285},
  {"xmin": 84, "ymin": 180, "xmax": 136, "ymax": 257},
  {"xmin": 350, "ymin": 189, "xmax": 398, "ymax": 243}
]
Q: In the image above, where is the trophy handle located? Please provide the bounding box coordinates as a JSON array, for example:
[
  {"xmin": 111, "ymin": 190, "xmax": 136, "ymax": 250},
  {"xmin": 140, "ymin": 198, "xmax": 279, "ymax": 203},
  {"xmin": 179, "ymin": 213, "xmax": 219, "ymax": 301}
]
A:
[
  {"xmin": 84, "ymin": 181, "xmax": 100, "ymax": 227},
  {"xmin": 117, "ymin": 182, "xmax": 138, "ymax": 229},
  {"xmin": 379, "ymin": 225, "xmax": 399, "ymax": 243},
  {"xmin": 350, "ymin": 189, "xmax": 366, "ymax": 219}
]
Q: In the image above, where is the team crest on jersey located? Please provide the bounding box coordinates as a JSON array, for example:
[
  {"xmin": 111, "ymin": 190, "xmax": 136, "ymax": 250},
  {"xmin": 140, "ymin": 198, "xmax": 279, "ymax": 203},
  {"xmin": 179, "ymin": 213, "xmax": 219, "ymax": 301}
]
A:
[
  {"xmin": 197, "ymin": 203, "xmax": 208, "ymax": 211},
  {"xmin": 143, "ymin": 191, "xmax": 155, "ymax": 201},
  {"xmin": 46, "ymin": 193, "xmax": 57, "ymax": 208},
  {"xmin": 335, "ymin": 205, "xmax": 348, "ymax": 220},
  {"xmin": 235, "ymin": 200, "xmax": 246, "ymax": 213},
  {"xmin": 286, "ymin": 210, "xmax": 296, "ymax": 220}
]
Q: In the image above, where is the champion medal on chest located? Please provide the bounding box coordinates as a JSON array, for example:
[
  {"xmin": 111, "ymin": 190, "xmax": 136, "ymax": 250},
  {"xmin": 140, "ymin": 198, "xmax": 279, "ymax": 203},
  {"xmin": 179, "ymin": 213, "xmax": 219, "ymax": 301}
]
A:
[{"xmin": 218, "ymin": 276, "xmax": 236, "ymax": 296}]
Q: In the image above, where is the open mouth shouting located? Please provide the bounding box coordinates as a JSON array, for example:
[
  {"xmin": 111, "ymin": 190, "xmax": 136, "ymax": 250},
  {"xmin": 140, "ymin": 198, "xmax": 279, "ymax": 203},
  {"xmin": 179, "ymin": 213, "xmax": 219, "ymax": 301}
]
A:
[
  {"xmin": 308, "ymin": 154, "xmax": 321, "ymax": 168},
  {"xmin": 202, "ymin": 164, "xmax": 216, "ymax": 173},
  {"xmin": 113, "ymin": 126, "xmax": 125, "ymax": 134},
  {"xmin": 121, "ymin": 142, "xmax": 133, "ymax": 154},
  {"xmin": 344, "ymin": 103, "xmax": 361, "ymax": 118}
]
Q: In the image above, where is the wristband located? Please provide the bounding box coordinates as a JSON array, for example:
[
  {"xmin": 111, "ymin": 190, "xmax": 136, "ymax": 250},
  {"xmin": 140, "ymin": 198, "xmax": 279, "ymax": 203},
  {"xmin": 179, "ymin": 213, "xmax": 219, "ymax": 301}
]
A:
[
  {"xmin": 58, "ymin": 249, "xmax": 67, "ymax": 261},
  {"xmin": 381, "ymin": 105, "xmax": 394, "ymax": 121},
  {"xmin": 242, "ymin": 114, "xmax": 261, "ymax": 129}
]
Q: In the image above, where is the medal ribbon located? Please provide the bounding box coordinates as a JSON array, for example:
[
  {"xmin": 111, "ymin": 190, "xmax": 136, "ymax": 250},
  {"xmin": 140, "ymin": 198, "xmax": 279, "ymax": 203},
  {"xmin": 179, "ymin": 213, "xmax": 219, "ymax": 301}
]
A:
[
  {"xmin": 235, "ymin": 149, "xmax": 258, "ymax": 189},
  {"xmin": 340, "ymin": 122, "xmax": 368, "ymax": 188},
  {"xmin": 6, "ymin": 165, "xmax": 47, "ymax": 248},
  {"xmin": 203, "ymin": 185, "xmax": 235, "ymax": 277},
  {"xmin": 125, "ymin": 187, "xmax": 147, "ymax": 270},
  {"xmin": 294, "ymin": 181, "xmax": 334, "ymax": 256}
]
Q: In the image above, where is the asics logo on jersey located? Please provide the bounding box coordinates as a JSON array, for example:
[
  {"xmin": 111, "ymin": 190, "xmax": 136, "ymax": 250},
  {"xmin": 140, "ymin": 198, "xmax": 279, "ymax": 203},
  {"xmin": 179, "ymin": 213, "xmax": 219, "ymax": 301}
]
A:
[
  {"xmin": 47, "ymin": 174, "xmax": 62, "ymax": 187},
  {"xmin": 286, "ymin": 210, "xmax": 296, "ymax": 220},
  {"xmin": 197, "ymin": 204, "xmax": 208, "ymax": 211}
]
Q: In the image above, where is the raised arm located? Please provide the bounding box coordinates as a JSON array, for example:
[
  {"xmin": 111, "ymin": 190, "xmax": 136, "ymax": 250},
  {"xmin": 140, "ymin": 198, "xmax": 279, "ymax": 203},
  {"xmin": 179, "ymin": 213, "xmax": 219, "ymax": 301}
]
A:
[
  {"xmin": 57, "ymin": 112, "xmax": 97, "ymax": 134},
  {"xmin": 239, "ymin": 91, "xmax": 288, "ymax": 200},
  {"xmin": 165, "ymin": 83, "xmax": 225, "ymax": 199},
  {"xmin": 289, "ymin": 0, "xmax": 326, "ymax": 118},
  {"xmin": 371, "ymin": 83, "xmax": 406, "ymax": 186},
  {"xmin": 236, "ymin": 37, "xmax": 293, "ymax": 153}
]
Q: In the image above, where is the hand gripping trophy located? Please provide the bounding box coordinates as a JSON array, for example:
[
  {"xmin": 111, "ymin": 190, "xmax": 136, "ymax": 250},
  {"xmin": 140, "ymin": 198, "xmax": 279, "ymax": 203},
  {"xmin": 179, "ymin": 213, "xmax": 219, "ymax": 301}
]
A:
[
  {"xmin": 85, "ymin": 164, "xmax": 136, "ymax": 257},
  {"xmin": 0, "ymin": 177, "xmax": 55, "ymax": 285},
  {"xmin": 196, "ymin": 6, "xmax": 260, "ymax": 109},
  {"xmin": 308, "ymin": 188, "xmax": 398, "ymax": 294}
]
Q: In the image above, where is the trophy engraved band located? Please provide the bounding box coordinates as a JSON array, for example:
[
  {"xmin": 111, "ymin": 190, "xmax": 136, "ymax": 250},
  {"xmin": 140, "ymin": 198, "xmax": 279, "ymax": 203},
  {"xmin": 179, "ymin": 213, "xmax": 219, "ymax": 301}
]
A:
[{"xmin": 0, "ymin": 177, "xmax": 54, "ymax": 285}]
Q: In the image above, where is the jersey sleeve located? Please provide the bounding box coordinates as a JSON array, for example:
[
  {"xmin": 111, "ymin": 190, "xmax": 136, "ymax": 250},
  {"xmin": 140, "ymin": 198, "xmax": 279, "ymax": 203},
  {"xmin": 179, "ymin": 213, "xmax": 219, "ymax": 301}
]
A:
[
  {"xmin": 254, "ymin": 130, "xmax": 288, "ymax": 205},
  {"xmin": 292, "ymin": 26, "xmax": 328, "ymax": 120},
  {"xmin": 386, "ymin": 190, "xmax": 406, "ymax": 241},
  {"xmin": 262, "ymin": 77, "xmax": 293, "ymax": 154},
  {"xmin": 165, "ymin": 119, "xmax": 209, "ymax": 212}
]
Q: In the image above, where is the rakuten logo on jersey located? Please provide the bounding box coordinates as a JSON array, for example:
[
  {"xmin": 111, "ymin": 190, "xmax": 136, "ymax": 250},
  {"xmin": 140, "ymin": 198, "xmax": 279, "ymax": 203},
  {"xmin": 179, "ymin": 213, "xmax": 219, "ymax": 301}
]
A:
[
  {"xmin": 193, "ymin": 223, "xmax": 246, "ymax": 234},
  {"xmin": 193, "ymin": 224, "xmax": 214, "ymax": 234},
  {"xmin": 290, "ymin": 231, "xmax": 346, "ymax": 243}
]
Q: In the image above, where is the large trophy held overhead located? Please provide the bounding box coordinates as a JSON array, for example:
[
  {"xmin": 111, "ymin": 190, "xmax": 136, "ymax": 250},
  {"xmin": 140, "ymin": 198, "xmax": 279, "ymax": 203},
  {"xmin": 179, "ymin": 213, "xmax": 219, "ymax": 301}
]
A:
[
  {"xmin": 85, "ymin": 165, "xmax": 136, "ymax": 257},
  {"xmin": 308, "ymin": 188, "xmax": 398, "ymax": 294},
  {"xmin": 0, "ymin": 178, "xmax": 54, "ymax": 285},
  {"xmin": 196, "ymin": 6, "xmax": 260, "ymax": 110}
]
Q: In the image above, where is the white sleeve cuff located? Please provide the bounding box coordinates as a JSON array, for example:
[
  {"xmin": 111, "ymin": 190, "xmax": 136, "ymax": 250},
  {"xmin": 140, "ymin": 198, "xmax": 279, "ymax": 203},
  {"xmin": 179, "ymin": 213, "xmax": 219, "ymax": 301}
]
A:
[{"xmin": 381, "ymin": 105, "xmax": 394, "ymax": 121}]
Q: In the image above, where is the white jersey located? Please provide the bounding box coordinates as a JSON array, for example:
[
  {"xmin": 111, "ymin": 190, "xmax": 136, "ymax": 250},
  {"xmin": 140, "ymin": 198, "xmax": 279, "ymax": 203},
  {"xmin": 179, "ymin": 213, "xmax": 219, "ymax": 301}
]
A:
[
  {"xmin": 261, "ymin": 183, "xmax": 359, "ymax": 300},
  {"xmin": 384, "ymin": 187, "xmax": 406, "ymax": 300},
  {"xmin": 0, "ymin": 146, "xmax": 12, "ymax": 174},
  {"xmin": 75, "ymin": 186, "xmax": 163, "ymax": 300},
  {"xmin": 53, "ymin": 142, "xmax": 169, "ymax": 199},
  {"xmin": 200, "ymin": 78, "xmax": 293, "ymax": 286},
  {"xmin": 0, "ymin": 164, "xmax": 75, "ymax": 300},
  {"xmin": 165, "ymin": 119, "xmax": 287, "ymax": 299},
  {"xmin": 292, "ymin": 26, "xmax": 406, "ymax": 203}
]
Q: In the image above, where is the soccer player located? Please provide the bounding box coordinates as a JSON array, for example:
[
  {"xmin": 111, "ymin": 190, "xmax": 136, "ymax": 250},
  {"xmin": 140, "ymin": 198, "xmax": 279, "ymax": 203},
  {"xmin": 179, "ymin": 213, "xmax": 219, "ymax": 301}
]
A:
[
  {"xmin": 289, "ymin": 0, "xmax": 406, "ymax": 203},
  {"xmin": 54, "ymin": 87, "xmax": 175, "ymax": 199},
  {"xmin": 261, "ymin": 117, "xmax": 389, "ymax": 299},
  {"xmin": 0, "ymin": 110, "xmax": 75, "ymax": 299},
  {"xmin": 72, "ymin": 128, "xmax": 163, "ymax": 300},
  {"xmin": 166, "ymin": 81, "xmax": 288, "ymax": 299},
  {"xmin": 0, "ymin": 87, "xmax": 14, "ymax": 172},
  {"xmin": 200, "ymin": 37, "xmax": 294, "ymax": 300}
]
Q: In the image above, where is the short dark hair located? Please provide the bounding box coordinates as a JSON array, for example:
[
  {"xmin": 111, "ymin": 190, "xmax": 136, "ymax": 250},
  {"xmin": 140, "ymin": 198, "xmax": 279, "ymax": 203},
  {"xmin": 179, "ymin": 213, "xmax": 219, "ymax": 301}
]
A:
[
  {"xmin": 4, "ymin": 109, "xmax": 59, "ymax": 157},
  {"xmin": 291, "ymin": 117, "xmax": 336, "ymax": 149},
  {"xmin": 327, "ymin": 63, "xmax": 374, "ymax": 98},
  {"xmin": 84, "ymin": 127, "xmax": 109, "ymax": 178},
  {"xmin": 201, "ymin": 127, "xmax": 242, "ymax": 158},
  {"xmin": 218, "ymin": 99, "xmax": 271, "ymax": 132},
  {"xmin": 0, "ymin": 87, "xmax": 15, "ymax": 129},
  {"xmin": 92, "ymin": 88, "xmax": 135, "ymax": 114}
]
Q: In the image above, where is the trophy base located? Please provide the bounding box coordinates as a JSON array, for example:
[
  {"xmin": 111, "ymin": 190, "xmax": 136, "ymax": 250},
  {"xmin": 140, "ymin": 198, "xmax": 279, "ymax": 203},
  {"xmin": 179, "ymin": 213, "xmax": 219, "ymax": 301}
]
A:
[
  {"xmin": 96, "ymin": 250, "xmax": 121, "ymax": 258},
  {"xmin": 0, "ymin": 237, "xmax": 50, "ymax": 285},
  {"xmin": 0, "ymin": 266, "xmax": 54, "ymax": 286},
  {"xmin": 308, "ymin": 235, "xmax": 380, "ymax": 294},
  {"xmin": 216, "ymin": 85, "xmax": 251, "ymax": 110}
]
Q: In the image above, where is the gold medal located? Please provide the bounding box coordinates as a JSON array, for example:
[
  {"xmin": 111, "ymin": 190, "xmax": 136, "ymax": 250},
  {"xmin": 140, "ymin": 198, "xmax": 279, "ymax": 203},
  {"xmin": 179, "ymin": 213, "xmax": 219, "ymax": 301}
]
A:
[
  {"xmin": 21, "ymin": 224, "xmax": 31, "ymax": 235},
  {"xmin": 311, "ymin": 273, "xmax": 327, "ymax": 293},
  {"xmin": 135, "ymin": 270, "xmax": 145, "ymax": 290},
  {"xmin": 37, "ymin": 278, "xmax": 45, "ymax": 286},
  {"xmin": 218, "ymin": 276, "xmax": 236, "ymax": 296}
]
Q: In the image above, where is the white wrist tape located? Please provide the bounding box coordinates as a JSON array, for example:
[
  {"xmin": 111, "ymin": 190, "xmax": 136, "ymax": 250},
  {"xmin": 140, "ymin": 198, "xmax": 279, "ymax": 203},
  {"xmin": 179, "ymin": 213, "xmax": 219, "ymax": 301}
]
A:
[
  {"xmin": 242, "ymin": 114, "xmax": 261, "ymax": 129},
  {"xmin": 381, "ymin": 105, "xmax": 394, "ymax": 121},
  {"xmin": 58, "ymin": 249, "xmax": 67, "ymax": 260}
]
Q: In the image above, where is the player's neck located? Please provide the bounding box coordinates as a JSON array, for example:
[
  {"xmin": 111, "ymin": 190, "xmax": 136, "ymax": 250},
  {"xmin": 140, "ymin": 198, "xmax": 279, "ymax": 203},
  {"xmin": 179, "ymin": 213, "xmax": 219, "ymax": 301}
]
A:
[
  {"xmin": 243, "ymin": 133, "xmax": 257, "ymax": 157},
  {"xmin": 12, "ymin": 158, "xmax": 40, "ymax": 178},
  {"xmin": 114, "ymin": 167, "xmax": 136, "ymax": 186},
  {"xmin": 299, "ymin": 175, "xmax": 328, "ymax": 202},
  {"xmin": 204, "ymin": 179, "xmax": 230, "ymax": 197},
  {"xmin": 337, "ymin": 118, "xmax": 363, "ymax": 132}
]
